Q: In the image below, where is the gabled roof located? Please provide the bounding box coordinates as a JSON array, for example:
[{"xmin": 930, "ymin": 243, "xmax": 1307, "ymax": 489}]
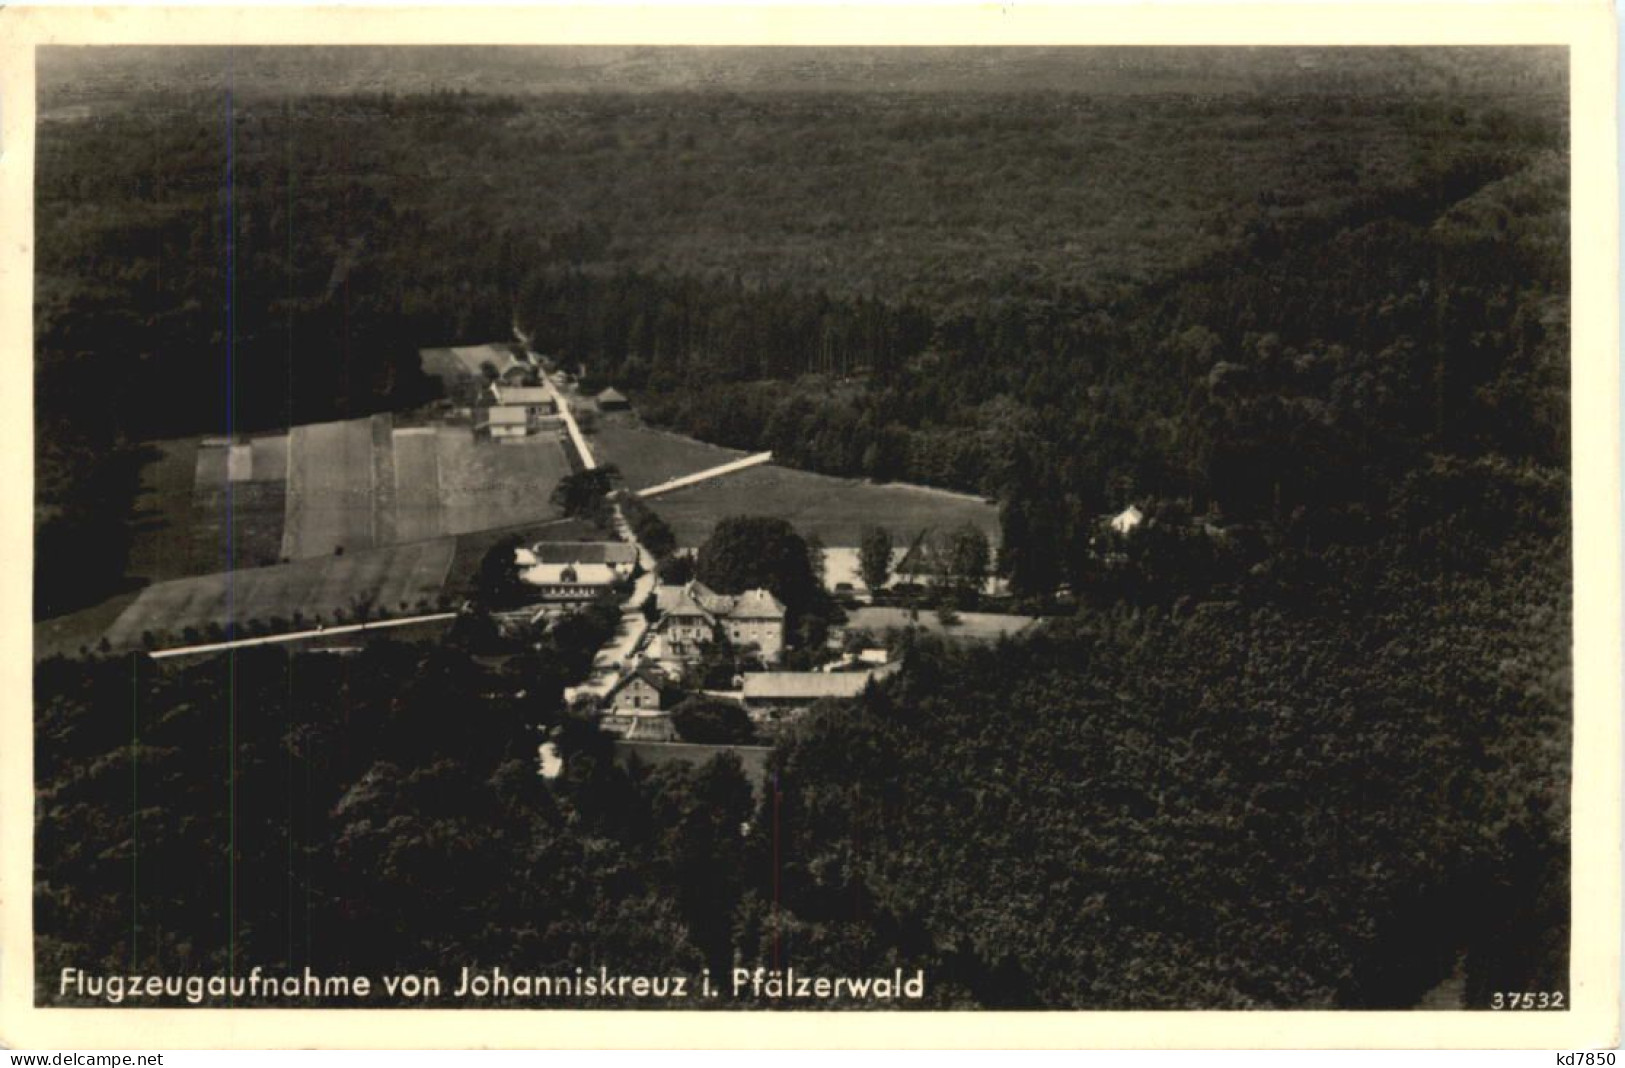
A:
[
  {"xmin": 742, "ymin": 671, "xmax": 878, "ymax": 701},
  {"xmin": 655, "ymin": 582, "xmax": 785, "ymax": 622},
  {"xmin": 531, "ymin": 541, "xmax": 638, "ymax": 566},
  {"xmin": 597, "ymin": 387, "xmax": 628, "ymax": 404},
  {"xmin": 690, "ymin": 582, "xmax": 737, "ymax": 615},
  {"xmin": 495, "ymin": 386, "xmax": 554, "ymax": 406},
  {"xmin": 730, "ymin": 588, "xmax": 787, "ymax": 619},
  {"xmin": 656, "ymin": 581, "xmax": 720, "ymax": 619},
  {"xmin": 605, "ymin": 661, "xmax": 682, "ymax": 702},
  {"xmin": 487, "ymin": 405, "xmax": 529, "ymax": 426}
]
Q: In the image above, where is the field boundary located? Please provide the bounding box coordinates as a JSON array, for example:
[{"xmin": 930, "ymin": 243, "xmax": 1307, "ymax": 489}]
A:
[
  {"xmin": 148, "ymin": 611, "xmax": 459, "ymax": 659},
  {"xmin": 637, "ymin": 452, "xmax": 774, "ymax": 499}
]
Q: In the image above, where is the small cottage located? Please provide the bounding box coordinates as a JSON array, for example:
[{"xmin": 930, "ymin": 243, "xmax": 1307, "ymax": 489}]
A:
[
  {"xmin": 1110, "ymin": 505, "xmax": 1145, "ymax": 535},
  {"xmin": 599, "ymin": 663, "xmax": 684, "ymax": 741},
  {"xmin": 484, "ymin": 405, "xmax": 532, "ymax": 440}
]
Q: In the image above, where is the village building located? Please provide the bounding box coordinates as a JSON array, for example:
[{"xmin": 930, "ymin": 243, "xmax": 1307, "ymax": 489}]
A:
[
  {"xmin": 1110, "ymin": 504, "xmax": 1145, "ymax": 535},
  {"xmin": 479, "ymin": 384, "xmax": 560, "ymax": 439},
  {"xmin": 514, "ymin": 540, "xmax": 637, "ymax": 605},
  {"xmin": 489, "ymin": 384, "xmax": 558, "ymax": 419},
  {"xmin": 598, "ymin": 662, "xmax": 683, "ymax": 741},
  {"xmin": 519, "ymin": 561, "xmax": 620, "ymax": 602},
  {"xmin": 482, "ymin": 405, "xmax": 534, "ymax": 440},
  {"xmin": 740, "ymin": 666, "xmax": 896, "ymax": 717},
  {"xmin": 529, "ymin": 541, "xmax": 639, "ymax": 568},
  {"xmin": 596, "ymin": 387, "xmax": 631, "ymax": 412},
  {"xmin": 653, "ymin": 581, "xmax": 786, "ymax": 663},
  {"xmin": 499, "ymin": 361, "xmax": 536, "ymax": 384}
]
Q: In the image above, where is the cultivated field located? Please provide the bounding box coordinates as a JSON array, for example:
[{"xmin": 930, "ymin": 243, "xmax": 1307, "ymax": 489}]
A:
[
  {"xmin": 250, "ymin": 435, "xmax": 289, "ymax": 481},
  {"xmin": 125, "ymin": 413, "xmax": 575, "ymax": 582},
  {"xmin": 433, "ymin": 427, "xmax": 572, "ymax": 534},
  {"xmin": 649, "ymin": 462, "xmax": 1000, "ymax": 548},
  {"xmin": 392, "ymin": 428, "xmax": 444, "ymax": 542},
  {"xmin": 192, "ymin": 479, "xmax": 288, "ymax": 573},
  {"xmin": 589, "ymin": 421, "xmax": 747, "ymax": 492},
  {"xmin": 280, "ymin": 417, "xmax": 379, "ymax": 558},
  {"xmin": 193, "ymin": 434, "xmax": 292, "ymax": 572},
  {"xmin": 102, "ymin": 539, "xmax": 458, "ymax": 650}
]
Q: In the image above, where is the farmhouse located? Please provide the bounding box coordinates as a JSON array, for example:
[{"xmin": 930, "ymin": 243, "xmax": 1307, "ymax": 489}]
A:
[
  {"xmin": 1110, "ymin": 504, "xmax": 1145, "ymax": 535},
  {"xmin": 515, "ymin": 540, "xmax": 636, "ymax": 603},
  {"xmin": 529, "ymin": 541, "xmax": 638, "ymax": 568},
  {"xmin": 599, "ymin": 662, "xmax": 683, "ymax": 741},
  {"xmin": 596, "ymin": 387, "xmax": 631, "ymax": 412},
  {"xmin": 654, "ymin": 581, "xmax": 786, "ymax": 663},
  {"xmin": 482, "ymin": 405, "xmax": 533, "ymax": 440},
  {"xmin": 517, "ymin": 559, "xmax": 621, "ymax": 602},
  {"xmin": 606, "ymin": 661, "xmax": 683, "ymax": 713},
  {"xmin": 489, "ymin": 384, "xmax": 558, "ymax": 418}
]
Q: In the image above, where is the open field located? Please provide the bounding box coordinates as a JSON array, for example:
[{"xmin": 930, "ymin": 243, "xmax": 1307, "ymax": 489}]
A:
[
  {"xmin": 250, "ymin": 435, "xmax": 289, "ymax": 481},
  {"xmin": 280, "ymin": 418, "xmax": 378, "ymax": 559},
  {"xmin": 191, "ymin": 480, "xmax": 289, "ymax": 573},
  {"xmin": 589, "ymin": 421, "xmax": 747, "ymax": 492},
  {"xmin": 131, "ymin": 416, "xmax": 574, "ymax": 578},
  {"xmin": 192, "ymin": 436, "xmax": 293, "ymax": 572},
  {"xmin": 434, "ymin": 427, "xmax": 571, "ymax": 534},
  {"xmin": 649, "ymin": 462, "xmax": 1000, "ymax": 548},
  {"xmin": 34, "ymin": 592, "xmax": 143, "ymax": 660},
  {"xmin": 392, "ymin": 428, "xmax": 444, "ymax": 542},
  {"xmin": 102, "ymin": 539, "xmax": 458, "ymax": 650},
  {"xmin": 74, "ymin": 507, "xmax": 602, "ymax": 655}
]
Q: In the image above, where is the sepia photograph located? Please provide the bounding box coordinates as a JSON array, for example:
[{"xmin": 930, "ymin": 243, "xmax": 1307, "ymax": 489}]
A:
[{"xmin": 4, "ymin": 3, "xmax": 1619, "ymax": 1051}]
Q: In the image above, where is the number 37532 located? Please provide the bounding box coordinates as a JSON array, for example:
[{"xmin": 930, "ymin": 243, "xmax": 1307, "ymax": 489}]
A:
[{"xmin": 1490, "ymin": 991, "xmax": 1565, "ymax": 1010}]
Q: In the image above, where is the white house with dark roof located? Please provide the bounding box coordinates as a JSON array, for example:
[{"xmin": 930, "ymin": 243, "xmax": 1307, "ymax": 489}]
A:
[
  {"xmin": 483, "ymin": 405, "xmax": 532, "ymax": 440},
  {"xmin": 515, "ymin": 540, "xmax": 637, "ymax": 604}
]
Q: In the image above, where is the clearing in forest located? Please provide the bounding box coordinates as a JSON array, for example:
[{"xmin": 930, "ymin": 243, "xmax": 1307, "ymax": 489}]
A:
[
  {"xmin": 648, "ymin": 461, "xmax": 1000, "ymax": 548},
  {"xmin": 589, "ymin": 422, "xmax": 748, "ymax": 492}
]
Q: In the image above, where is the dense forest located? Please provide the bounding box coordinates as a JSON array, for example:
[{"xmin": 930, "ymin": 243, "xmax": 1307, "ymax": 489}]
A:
[
  {"xmin": 34, "ymin": 49, "xmax": 1565, "ymax": 614},
  {"xmin": 35, "ymin": 48, "xmax": 1571, "ymax": 1009}
]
